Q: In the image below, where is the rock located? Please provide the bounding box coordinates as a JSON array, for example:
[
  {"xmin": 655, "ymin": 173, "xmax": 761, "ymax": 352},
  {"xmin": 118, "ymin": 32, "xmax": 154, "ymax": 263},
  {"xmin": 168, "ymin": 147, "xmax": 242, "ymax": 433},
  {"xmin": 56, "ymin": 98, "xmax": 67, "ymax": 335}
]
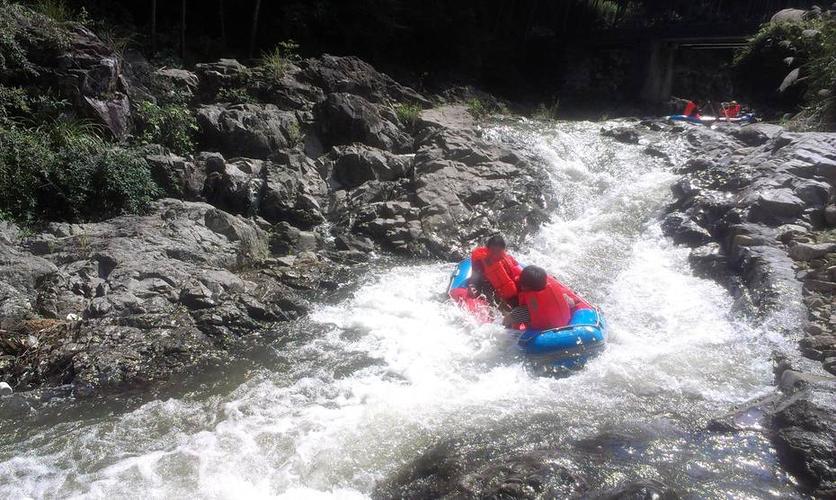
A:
[
  {"xmin": 729, "ymin": 124, "xmax": 784, "ymax": 146},
  {"xmin": 746, "ymin": 189, "xmax": 806, "ymax": 223},
  {"xmin": 0, "ymin": 200, "xmax": 307, "ymax": 393},
  {"xmin": 196, "ymin": 103, "xmax": 299, "ymax": 159},
  {"xmin": 153, "ymin": 67, "xmax": 199, "ymax": 94},
  {"xmin": 0, "ymin": 382, "xmax": 12, "ymax": 396},
  {"xmin": 799, "ymin": 335, "xmax": 836, "ymax": 360},
  {"xmin": 779, "ymin": 68, "xmax": 802, "ymax": 93},
  {"xmin": 203, "ymin": 156, "xmax": 266, "ymax": 217},
  {"xmin": 299, "ymin": 55, "xmax": 430, "ymax": 106},
  {"xmin": 689, "ymin": 243, "xmax": 729, "ymax": 281},
  {"xmin": 194, "ymin": 58, "xmax": 249, "ymax": 100},
  {"xmin": 260, "ymin": 153, "xmax": 328, "ymax": 229},
  {"xmin": 591, "ymin": 479, "xmax": 680, "ymax": 499},
  {"xmin": 825, "ymin": 205, "xmax": 836, "ymax": 226},
  {"xmin": 329, "ymin": 144, "xmax": 412, "ymax": 188},
  {"xmin": 772, "ymin": 9, "xmax": 807, "ymax": 24},
  {"xmin": 314, "ymin": 92, "xmax": 412, "ymax": 152},
  {"xmin": 789, "ymin": 242, "xmax": 836, "ymax": 261},
  {"xmin": 146, "ymin": 153, "xmax": 206, "ymax": 200},
  {"xmin": 772, "ymin": 398, "xmax": 836, "ymax": 496},
  {"xmin": 661, "ymin": 213, "xmax": 712, "ymax": 246},
  {"xmin": 601, "ymin": 126, "xmax": 640, "ymax": 144},
  {"xmin": 269, "ymin": 222, "xmax": 318, "ymax": 255}
]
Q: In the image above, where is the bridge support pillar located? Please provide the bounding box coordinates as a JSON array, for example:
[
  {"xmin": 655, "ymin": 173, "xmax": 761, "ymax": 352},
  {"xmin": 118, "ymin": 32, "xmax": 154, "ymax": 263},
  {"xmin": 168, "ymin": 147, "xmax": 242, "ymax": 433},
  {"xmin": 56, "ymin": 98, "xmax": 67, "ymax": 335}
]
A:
[{"xmin": 640, "ymin": 40, "xmax": 676, "ymax": 105}]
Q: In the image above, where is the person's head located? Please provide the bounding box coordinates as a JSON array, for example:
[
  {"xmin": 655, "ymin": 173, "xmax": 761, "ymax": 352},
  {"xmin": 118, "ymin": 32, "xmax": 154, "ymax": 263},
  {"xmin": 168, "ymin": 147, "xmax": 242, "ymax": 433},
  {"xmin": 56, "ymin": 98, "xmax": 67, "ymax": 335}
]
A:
[
  {"xmin": 519, "ymin": 265, "xmax": 548, "ymax": 292},
  {"xmin": 486, "ymin": 234, "xmax": 506, "ymax": 259}
]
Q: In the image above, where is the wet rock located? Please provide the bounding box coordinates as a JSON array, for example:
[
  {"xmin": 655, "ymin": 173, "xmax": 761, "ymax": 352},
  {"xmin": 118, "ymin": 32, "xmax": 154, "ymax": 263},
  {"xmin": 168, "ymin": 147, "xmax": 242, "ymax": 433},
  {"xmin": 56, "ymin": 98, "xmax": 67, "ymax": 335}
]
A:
[
  {"xmin": 728, "ymin": 123, "xmax": 784, "ymax": 147},
  {"xmin": 590, "ymin": 479, "xmax": 681, "ymax": 500},
  {"xmin": 373, "ymin": 442, "xmax": 588, "ymax": 499},
  {"xmin": 0, "ymin": 200, "xmax": 306, "ymax": 393},
  {"xmin": 196, "ymin": 103, "xmax": 299, "ymax": 159},
  {"xmin": 0, "ymin": 382, "xmax": 12, "ymax": 396},
  {"xmin": 661, "ymin": 213, "xmax": 712, "ymax": 246},
  {"xmin": 601, "ymin": 126, "xmax": 640, "ymax": 144},
  {"xmin": 746, "ymin": 188, "xmax": 806, "ymax": 223},
  {"xmin": 689, "ymin": 243, "xmax": 729, "ymax": 281},
  {"xmin": 772, "ymin": 398, "xmax": 836, "ymax": 496},
  {"xmin": 315, "ymin": 92, "xmax": 412, "ymax": 152},
  {"xmin": 789, "ymin": 242, "xmax": 836, "ymax": 261}
]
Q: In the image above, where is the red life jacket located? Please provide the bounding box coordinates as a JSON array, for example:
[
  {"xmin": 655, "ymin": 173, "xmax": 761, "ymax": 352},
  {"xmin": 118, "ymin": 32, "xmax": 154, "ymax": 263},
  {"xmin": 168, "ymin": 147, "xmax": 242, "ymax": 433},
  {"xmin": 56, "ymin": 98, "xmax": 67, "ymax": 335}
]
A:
[
  {"xmin": 683, "ymin": 101, "xmax": 698, "ymax": 117},
  {"xmin": 518, "ymin": 277, "xmax": 572, "ymax": 330},
  {"xmin": 728, "ymin": 104, "xmax": 741, "ymax": 118},
  {"xmin": 471, "ymin": 247, "xmax": 521, "ymax": 301}
]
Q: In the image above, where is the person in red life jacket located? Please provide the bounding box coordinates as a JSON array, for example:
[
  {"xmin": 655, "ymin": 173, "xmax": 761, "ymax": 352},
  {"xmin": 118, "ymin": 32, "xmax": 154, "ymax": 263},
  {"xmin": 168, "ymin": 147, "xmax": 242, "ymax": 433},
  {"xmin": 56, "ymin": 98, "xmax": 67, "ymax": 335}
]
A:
[
  {"xmin": 683, "ymin": 100, "xmax": 700, "ymax": 118},
  {"xmin": 722, "ymin": 100, "xmax": 741, "ymax": 118},
  {"xmin": 503, "ymin": 265, "xmax": 590, "ymax": 330},
  {"xmin": 469, "ymin": 234, "xmax": 523, "ymax": 306}
]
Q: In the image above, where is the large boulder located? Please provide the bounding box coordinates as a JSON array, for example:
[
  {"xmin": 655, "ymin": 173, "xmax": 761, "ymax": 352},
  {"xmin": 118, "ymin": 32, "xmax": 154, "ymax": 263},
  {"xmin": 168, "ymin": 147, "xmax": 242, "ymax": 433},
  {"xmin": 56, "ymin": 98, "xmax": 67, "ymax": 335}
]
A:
[
  {"xmin": 314, "ymin": 93, "xmax": 412, "ymax": 153},
  {"xmin": 328, "ymin": 144, "xmax": 413, "ymax": 188},
  {"xmin": 196, "ymin": 103, "xmax": 300, "ymax": 159},
  {"xmin": 0, "ymin": 200, "xmax": 306, "ymax": 393},
  {"xmin": 300, "ymin": 55, "xmax": 430, "ymax": 106}
]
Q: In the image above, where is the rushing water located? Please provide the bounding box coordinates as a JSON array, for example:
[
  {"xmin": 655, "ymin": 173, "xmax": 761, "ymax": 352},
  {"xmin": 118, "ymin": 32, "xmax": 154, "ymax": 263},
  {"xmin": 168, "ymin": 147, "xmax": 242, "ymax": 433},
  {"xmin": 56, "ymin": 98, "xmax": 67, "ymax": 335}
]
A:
[{"xmin": 0, "ymin": 120, "xmax": 804, "ymax": 498}]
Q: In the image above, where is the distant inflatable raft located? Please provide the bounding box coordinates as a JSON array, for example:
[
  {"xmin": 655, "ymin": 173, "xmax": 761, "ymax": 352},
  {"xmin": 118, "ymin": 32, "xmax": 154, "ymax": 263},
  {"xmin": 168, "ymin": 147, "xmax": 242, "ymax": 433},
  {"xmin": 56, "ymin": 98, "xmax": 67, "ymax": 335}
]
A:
[
  {"xmin": 668, "ymin": 113, "xmax": 756, "ymax": 125},
  {"xmin": 448, "ymin": 259, "xmax": 607, "ymax": 369}
]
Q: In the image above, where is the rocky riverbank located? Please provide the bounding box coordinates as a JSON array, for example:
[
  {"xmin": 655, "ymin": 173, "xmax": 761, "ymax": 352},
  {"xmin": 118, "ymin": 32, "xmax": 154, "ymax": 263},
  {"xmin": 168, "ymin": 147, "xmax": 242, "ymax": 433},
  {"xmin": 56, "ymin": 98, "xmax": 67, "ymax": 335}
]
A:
[
  {"xmin": 0, "ymin": 34, "xmax": 552, "ymax": 400},
  {"xmin": 658, "ymin": 121, "xmax": 836, "ymax": 496}
]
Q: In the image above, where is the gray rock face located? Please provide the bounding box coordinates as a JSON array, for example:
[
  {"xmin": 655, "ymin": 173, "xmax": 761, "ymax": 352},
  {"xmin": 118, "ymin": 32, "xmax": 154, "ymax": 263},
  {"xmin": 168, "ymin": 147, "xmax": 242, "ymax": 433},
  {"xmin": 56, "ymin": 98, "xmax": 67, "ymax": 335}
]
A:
[
  {"xmin": 329, "ymin": 144, "xmax": 412, "ymax": 188},
  {"xmin": 299, "ymin": 54, "xmax": 431, "ymax": 106},
  {"xmin": 663, "ymin": 123, "xmax": 836, "ymax": 496},
  {"xmin": 196, "ymin": 103, "xmax": 300, "ymax": 159},
  {"xmin": 0, "ymin": 200, "xmax": 307, "ymax": 393},
  {"xmin": 146, "ymin": 153, "xmax": 206, "ymax": 200},
  {"xmin": 315, "ymin": 92, "xmax": 412, "ymax": 152}
]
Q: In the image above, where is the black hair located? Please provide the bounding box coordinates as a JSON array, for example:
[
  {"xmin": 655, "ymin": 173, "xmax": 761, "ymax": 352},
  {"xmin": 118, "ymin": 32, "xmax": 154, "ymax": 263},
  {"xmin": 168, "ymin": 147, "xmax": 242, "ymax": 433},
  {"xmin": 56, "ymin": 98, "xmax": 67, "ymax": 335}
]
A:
[
  {"xmin": 520, "ymin": 265, "xmax": 548, "ymax": 291},
  {"xmin": 486, "ymin": 234, "xmax": 506, "ymax": 249}
]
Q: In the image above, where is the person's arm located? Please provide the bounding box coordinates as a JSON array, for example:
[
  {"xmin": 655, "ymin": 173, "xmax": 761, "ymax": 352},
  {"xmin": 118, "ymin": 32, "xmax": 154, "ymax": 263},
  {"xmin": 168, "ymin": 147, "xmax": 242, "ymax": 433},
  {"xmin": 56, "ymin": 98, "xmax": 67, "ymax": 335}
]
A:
[{"xmin": 503, "ymin": 305, "xmax": 530, "ymax": 328}]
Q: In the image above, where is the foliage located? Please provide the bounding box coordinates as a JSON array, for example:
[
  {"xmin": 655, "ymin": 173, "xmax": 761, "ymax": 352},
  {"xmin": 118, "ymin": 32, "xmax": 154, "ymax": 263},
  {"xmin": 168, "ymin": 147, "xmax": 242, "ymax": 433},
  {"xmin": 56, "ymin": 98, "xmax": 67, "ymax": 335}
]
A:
[
  {"xmin": 30, "ymin": 0, "xmax": 88, "ymax": 24},
  {"xmin": 466, "ymin": 98, "xmax": 488, "ymax": 119},
  {"xmin": 395, "ymin": 103, "xmax": 421, "ymax": 127},
  {"xmin": 0, "ymin": 85, "xmax": 30, "ymax": 121},
  {"xmin": 216, "ymin": 86, "xmax": 256, "ymax": 104},
  {"xmin": 0, "ymin": 119, "xmax": 160, "ymax": 223},
  {"xmin": 259, "ymin": 40, "xmax": 300, "ymax": 81},
  {"xmin": 286, "ymin": 122, "xmax": 302, "ymax": 147},
  {"xmin": 735, "ymin": 16, "xmax": 836, "ymax": 130},
  {"xmin": 134, "ymin": 100, "xmax": 198, "ymax": 155},
  {"xmin": 0, "ymin": 1, "xmax": 68, "ymax": 76}
]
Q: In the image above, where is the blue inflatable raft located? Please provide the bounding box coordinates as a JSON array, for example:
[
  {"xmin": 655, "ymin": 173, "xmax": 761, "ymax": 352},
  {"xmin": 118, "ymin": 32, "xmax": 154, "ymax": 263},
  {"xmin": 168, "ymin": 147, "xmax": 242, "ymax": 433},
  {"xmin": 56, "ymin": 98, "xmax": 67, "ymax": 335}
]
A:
[
  {"xmin": 668, "ymin": 113, "xmax": 755, "ymax": 125},
  {"xmin": 448, "ymin": 259, "xmax": 607, "ymax": 369}
]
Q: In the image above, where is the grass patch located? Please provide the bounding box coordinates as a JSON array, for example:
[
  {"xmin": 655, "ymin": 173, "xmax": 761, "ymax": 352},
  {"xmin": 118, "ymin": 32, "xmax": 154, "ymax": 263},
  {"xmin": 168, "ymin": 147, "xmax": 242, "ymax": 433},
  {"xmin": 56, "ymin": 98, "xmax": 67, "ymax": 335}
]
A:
[
  {"xmin": 134, "ymin": 100, "xmax": 198, "ymax": 155},
  {"xmin": 395, "ymin": 103, "xmax": 422, "ymax": 127},
  {"xmin": 259, "ymin": 40, "xmax": 300, "ymax": 81}
]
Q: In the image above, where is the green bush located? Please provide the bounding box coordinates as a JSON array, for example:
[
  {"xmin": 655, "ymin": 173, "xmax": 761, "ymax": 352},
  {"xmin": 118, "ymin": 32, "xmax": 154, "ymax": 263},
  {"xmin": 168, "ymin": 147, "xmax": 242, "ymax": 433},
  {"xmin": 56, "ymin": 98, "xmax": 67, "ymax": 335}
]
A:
[
  {"xmin": 216, "ymin": 86, "xmax": 256, "ymax": 104},
  {"xmin": 0, "ymin": 1, "xmax": 68, "ymax": 77},
  {"xmin": 466, "ymin": 98, "xmax": 487, "ymax": 119},
  {"xmin": 260, "ymin": 40, "xmax": 300, "ymax": 81},
  {"xmin": 735, "ymin": 17, "xmax": 836, "ymax": 128},
  {"xmin": 134, "ymin": 100, "xmax": 198, "ymax": 155},
  {"xmin": 0, "ymin": 120, "xmax": 161, "ymax": 223},
  {"xmin": 30, "ymin": 0, "xmax": 88, "ymax": 24},
  {"xmin": 395, "ymin": 103, "xmax": 422, "ymax": 127}
]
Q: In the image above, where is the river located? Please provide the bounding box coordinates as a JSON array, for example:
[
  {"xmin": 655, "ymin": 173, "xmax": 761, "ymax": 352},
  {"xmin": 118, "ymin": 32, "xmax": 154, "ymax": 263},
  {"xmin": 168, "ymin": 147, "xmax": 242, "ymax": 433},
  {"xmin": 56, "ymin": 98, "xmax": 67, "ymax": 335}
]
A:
[{"xmin": 0, "ymin": 120, "xmax": 803, "ymax": 498}]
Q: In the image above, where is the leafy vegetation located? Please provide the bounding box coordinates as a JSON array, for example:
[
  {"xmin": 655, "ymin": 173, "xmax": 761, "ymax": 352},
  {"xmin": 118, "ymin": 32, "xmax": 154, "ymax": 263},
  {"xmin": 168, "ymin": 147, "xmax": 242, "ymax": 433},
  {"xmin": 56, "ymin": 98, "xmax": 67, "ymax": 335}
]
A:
[
  {"xmin": 395, "ymin": 103, "xmax": 421, "ymax": 127},
  {"xmin": 30, "ymin": 0, "xmax": 88, "ymax": 24},
  {"xmin": 134, "ymin": 100, "xmax": 198, "ymax": 155},
  {"xmin": 259, "ymin": 40, "xmax": 300, "ymax": 81},
  {"xmin": 466, "ymin": 98, "xmax": 488, "ymax": 119},
  {"xmin": 216, "ymin": 86, "xmax": 256, "ymax": 104},
  {"xmin": 735, "ymin": 16, "xmax": 836, "ymax": 130},
  {"xmin": 0, "ymin": 118, "xmax": 160, "ymax": 223},
  {"xmin": 0, "ymin": 1, "xmax": 68, "ymax": 77}
]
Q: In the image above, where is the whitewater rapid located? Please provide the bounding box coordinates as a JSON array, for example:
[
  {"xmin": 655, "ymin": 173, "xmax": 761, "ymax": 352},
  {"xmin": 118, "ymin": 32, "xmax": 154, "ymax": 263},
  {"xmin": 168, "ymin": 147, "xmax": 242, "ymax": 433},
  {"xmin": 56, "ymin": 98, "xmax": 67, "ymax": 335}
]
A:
[{"xmin": 0, "ymin": 120, "xmax": 801, "ymax": 498}]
